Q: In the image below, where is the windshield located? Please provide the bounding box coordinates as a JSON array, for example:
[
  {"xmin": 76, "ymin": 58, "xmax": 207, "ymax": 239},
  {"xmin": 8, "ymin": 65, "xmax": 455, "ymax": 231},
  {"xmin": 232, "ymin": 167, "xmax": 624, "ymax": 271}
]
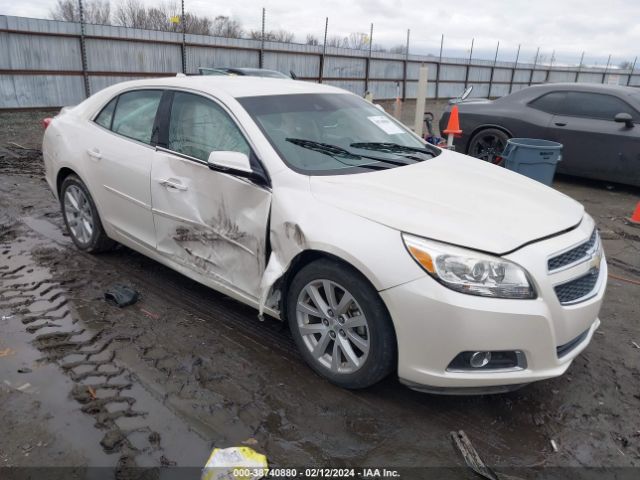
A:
[
  {"xmin": 238, "ymin": 93, "xmax": 437, "ymax": 174},
  {"xmin": 242, "ymin": 69, "xmax": 290, "ymax": 79}
]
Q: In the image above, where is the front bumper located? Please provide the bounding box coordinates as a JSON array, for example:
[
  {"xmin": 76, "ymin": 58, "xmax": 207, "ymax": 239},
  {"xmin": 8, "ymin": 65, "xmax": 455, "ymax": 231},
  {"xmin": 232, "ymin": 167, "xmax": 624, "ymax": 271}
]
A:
[{"xmin": 381, "ymin": 219, "xmax": 606, "ymax": 393}]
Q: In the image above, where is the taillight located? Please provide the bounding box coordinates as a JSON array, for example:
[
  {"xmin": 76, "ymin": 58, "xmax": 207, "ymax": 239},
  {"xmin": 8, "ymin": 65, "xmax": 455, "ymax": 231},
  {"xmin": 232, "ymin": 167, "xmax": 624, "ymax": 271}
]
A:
[{"xmin": 42, "ymin": 118, "xmax": 53, "ymax": 129}]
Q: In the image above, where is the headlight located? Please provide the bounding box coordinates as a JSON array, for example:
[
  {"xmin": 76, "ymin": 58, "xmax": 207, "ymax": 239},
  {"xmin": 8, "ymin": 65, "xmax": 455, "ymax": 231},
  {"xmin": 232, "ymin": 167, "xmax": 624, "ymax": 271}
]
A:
[{"xmin": 402, "ymin": 233, "xmax": 536, "ymax": 299}]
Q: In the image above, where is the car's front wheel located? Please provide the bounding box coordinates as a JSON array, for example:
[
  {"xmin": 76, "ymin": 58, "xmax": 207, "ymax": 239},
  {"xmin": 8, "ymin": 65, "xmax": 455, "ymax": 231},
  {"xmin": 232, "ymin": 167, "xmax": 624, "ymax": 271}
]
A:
[
  {"xmin": 468, "ymin": 128, "xmax": 510, "ymax": 165},
  {"xmin": 60, "ymin": 174, "xmax": 115, "ymax": 253},
  {"xmin": 286, "ymin": 259, "xmax": 396, "ymax": 389}
]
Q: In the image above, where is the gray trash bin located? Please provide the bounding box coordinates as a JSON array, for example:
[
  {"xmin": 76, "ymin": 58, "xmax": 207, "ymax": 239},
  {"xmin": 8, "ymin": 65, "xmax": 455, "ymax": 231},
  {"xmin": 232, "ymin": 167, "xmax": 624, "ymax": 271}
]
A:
[{"xmin": 501, "ymin": 138, "xmax": 563, "ymax": 186}]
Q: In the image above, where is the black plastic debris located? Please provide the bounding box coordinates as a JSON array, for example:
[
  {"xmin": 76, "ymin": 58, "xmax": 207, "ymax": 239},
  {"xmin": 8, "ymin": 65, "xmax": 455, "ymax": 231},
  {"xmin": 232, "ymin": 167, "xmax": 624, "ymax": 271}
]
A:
[
  {"xmin": 104, "ymin": 284, "xmax": 140, "ymax": 308},
  {"xmin": 451, "ymin": 430, "xmax": 501, "ymax": 480}
]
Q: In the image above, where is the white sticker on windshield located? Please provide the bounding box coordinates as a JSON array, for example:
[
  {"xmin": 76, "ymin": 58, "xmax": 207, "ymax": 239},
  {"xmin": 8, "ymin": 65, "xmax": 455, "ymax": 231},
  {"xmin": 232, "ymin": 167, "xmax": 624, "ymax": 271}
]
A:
[{"xmin": 367, "ymin": 115, "xmax": 405, "ymax": 135}]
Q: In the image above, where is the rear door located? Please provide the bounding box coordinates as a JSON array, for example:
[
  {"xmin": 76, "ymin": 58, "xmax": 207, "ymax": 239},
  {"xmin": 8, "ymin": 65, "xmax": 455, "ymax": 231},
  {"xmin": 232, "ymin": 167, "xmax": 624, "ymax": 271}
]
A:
[
  {"xmin": 546, "ymin": 91, "xmax": 640, "ymax": 183},
  {"xmin": 89, "ymin": 89, "xmax": 163, "ymax": 249},
  {"xmin": 150, "ymin": 90, "xmax": 271, "ymax": 299}
]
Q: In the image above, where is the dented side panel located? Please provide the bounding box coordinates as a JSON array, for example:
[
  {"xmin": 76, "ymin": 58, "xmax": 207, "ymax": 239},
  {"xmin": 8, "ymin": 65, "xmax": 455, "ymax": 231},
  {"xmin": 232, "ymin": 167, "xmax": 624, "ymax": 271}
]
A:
[
  {"xmin": 150, "ymin": 151, "xmax": 271, "ymax": 299},
  {"xmin": 259, "ymin": 174, "xmax": 426, "ymax": 315}
]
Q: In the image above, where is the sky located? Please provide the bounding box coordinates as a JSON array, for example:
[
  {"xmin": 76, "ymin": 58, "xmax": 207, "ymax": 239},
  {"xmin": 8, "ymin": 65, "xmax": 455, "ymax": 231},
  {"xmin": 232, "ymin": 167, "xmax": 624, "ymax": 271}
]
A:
[{"xmin": 2, "ymin": 0, "xmax": 639, "ymax": 67}]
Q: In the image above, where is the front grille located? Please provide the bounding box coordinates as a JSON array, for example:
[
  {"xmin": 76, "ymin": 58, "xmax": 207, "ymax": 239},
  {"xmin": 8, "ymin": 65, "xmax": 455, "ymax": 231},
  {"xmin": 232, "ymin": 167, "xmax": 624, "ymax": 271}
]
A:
[
  {"xmin": 556, "ymin": 329, "xmax": 589, "ymax": 358},
  {"xmin": 548, "ymin": 229, "xmax": 597, "ymax": 271},
  {"xmin": 554, "ymin": 268, "xmax": 599, "ymax": 304}
]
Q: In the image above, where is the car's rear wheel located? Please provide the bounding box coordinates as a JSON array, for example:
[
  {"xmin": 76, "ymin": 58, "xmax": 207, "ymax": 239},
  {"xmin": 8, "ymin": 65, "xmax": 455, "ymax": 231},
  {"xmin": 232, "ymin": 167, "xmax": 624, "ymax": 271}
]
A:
[
  {"xmin": 60, "ymin": 175, "xmax": 115, "ymax": 253},
  {"xmin": 468, "ymin": 128, "xmax": 510, "ymax": 165},
  {"xmin": 286, "ymin": 259, "xmax": 396, "ymax": 389}
]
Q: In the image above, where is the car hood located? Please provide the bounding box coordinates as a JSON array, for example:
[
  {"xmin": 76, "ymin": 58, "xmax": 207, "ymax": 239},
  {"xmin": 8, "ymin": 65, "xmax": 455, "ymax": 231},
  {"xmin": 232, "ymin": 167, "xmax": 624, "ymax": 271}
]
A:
[{"xmin": 309, "ymin": 150, "xmax": 584, "ymax": 254}]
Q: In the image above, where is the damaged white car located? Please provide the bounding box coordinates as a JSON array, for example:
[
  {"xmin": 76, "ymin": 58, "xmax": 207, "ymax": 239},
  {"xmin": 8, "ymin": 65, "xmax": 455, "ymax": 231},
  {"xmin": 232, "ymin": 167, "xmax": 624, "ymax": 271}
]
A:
[{"xmin": 42, "ymin": 76, "xmax": 606, "ymax": 394}]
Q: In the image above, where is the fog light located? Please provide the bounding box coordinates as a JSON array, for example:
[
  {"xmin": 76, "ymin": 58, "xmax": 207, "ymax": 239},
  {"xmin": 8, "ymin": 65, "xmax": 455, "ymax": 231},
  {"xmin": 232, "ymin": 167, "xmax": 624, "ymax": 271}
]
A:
[
  {"xmin": 446, "ymin": 350, "xmax": 525, "ymax": 371},
  {"xmin": 470, "ymin": 351, "xmax": 491, "ymax": 368}
]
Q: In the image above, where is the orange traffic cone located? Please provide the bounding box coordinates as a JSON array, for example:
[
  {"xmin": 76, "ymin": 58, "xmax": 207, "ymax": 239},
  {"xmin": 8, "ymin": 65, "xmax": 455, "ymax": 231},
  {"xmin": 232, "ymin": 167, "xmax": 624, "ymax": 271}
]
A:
[
  {"xmin": 443, "ymin": 105, "xmax": 463, "ymax": 136},
  {"xmin": 443, "ymin": 105, "xmax": 463, "ymax": 149},
  {"xmin": 629, "ymin": 201, "xmax": 640, "ymax": 226}
]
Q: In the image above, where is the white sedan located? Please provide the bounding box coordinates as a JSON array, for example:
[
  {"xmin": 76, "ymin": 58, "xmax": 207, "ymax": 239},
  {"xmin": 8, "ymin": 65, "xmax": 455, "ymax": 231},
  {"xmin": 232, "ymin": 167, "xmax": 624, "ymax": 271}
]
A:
[{"xmin": 42, "ymin": 76, "xmax": 606, "ymax": 394}]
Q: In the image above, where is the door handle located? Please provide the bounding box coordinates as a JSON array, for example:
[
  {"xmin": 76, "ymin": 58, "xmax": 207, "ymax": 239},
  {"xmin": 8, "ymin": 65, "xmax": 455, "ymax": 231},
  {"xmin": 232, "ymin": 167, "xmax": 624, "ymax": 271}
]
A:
[
  {"xmin": 158, "ymin": 179, "xmax": 188, "ymax": 191},
  {"xmin": 554, "ymin": 122, "xmax": 567, "ymax": 127},
  {"xmin": 87, "ymin": 148, "xmax": 102, "ymax": 160}
]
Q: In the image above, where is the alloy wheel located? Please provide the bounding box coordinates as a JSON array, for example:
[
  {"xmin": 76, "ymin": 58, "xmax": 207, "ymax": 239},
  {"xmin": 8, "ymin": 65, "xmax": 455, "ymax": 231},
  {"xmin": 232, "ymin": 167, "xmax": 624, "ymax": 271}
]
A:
[
  {"xmin": 472, "ymin": 133, "xmax": 507, "ymax": 165},
  {"xmin": 295, "ymin": 279, "xmax": 370, "ymax": 374},
  {"xmin": 63, "ymin": 185, "xmax": 94, "ymax": 245}
]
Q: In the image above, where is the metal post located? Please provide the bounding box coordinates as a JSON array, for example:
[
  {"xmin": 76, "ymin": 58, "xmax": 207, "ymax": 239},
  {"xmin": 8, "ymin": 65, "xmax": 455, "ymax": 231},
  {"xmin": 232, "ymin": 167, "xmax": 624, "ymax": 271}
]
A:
[
  {"xmin": 602, "ymin": 54, "xmax": 611, "ymax": 83},
  {"xmin": 545, "ymin": 50, "xmax": 555, "ymax": 83},
  {"xmin": 575, "ymin": 51, "xmax": 584, "ymax": 83},
  {"xmin": 508, "ymin": 44, "xmax": 520, "ymax": 94},
  {"xmin": 464, "ymin": 38, "xmax": 474, "ymax": 89},
  {"xmin": 319, "ymin": 17, "xmax": 328, "ymax": 83},
  {"xmin": 78, "ymin": 0, "xmax": 90, "ymax": 98},
  {"xmin": 436, "ymin": 34, "xmax": 443, "ymax": 99},
  {"xmin": 627, "ymin": 56, "xmax": 637, "ymax": 86},
  {"xmin": 414, "ymin": 65, "xmax": 429, "ymax": 136},
  {"xmin": 259, "ymin": 7, "xmax": 265, "ymax": 68},
  {"xmin": 529, "ymin": 47, "xmax": 539, "ymax": 86},
  {"xmin": 402, "ymin": 29, "xmax": 409, "ymax": 101},
  {"xmin": 181, "ymin": 0, "xmax": 186, "ymax": 73},
  {"xmin": 364, "ymin": 23, "xmax": 373, "ymax": 95},
  {"xmin": 488, "ymin": 41, "xmax": 499, "ymax": 98}
]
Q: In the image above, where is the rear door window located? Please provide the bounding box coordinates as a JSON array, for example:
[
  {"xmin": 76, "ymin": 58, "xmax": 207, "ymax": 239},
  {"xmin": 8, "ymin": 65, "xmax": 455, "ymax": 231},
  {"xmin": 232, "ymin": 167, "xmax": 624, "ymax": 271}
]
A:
[{"xmin": 111, "ymin": 90, "xmax": 163, "ymax": 144}]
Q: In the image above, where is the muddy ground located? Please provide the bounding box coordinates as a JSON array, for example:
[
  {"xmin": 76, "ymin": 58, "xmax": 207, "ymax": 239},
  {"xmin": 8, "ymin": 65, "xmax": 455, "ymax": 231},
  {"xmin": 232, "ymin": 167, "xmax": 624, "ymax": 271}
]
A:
[{"xmin": 0, "ymin": 110, "xmax": 639, "ymax": 479}]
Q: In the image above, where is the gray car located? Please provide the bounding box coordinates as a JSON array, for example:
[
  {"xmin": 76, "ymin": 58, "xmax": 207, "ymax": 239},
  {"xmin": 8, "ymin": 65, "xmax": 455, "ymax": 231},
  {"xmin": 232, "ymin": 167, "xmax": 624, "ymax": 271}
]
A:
[{"xmin": 439, "ymin": 83, "xmax": 640, "ymax": 186}]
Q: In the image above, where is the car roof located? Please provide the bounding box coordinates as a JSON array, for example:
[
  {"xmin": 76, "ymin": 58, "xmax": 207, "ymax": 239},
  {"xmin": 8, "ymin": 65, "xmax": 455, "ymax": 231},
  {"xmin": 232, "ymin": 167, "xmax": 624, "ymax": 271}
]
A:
[
  {"xmin": 105, "ymin": 75, "xmax": 345, "ymax": 98},
  {"xmin": 524, "ymin": 82, "xmax": 639, "ymax": 97}
]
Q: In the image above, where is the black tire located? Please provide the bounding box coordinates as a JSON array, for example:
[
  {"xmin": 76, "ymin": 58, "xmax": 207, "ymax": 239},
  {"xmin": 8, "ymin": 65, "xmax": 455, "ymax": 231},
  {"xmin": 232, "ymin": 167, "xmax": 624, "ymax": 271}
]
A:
[
  {"xmin": 467, "ymin": 128, "xmax": 510, "ymax": 165},
  {"xmin": 60, "ymin": 174, "xmax": 116, "ymax": 253},
  {"xmin": 286, "ymin": 259, "xmax": 396, "ymax": 389}
]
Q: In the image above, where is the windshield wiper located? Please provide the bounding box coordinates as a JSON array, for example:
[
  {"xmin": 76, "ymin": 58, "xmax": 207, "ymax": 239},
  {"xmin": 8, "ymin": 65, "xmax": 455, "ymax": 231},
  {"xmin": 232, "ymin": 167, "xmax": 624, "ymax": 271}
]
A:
[
  {"xmin": 286, "ymin": 138, "xmax": 415, "ymax": 169},
  {"xmin": 350, "ymin": 142, "xmax": 437, "ymax": 160}
]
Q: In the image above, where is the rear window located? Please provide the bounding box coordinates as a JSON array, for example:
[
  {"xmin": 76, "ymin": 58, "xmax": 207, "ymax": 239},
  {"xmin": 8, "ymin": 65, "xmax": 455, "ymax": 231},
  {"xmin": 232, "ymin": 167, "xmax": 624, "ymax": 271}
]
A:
[
  {"xmin": 528, "ymin": 92, "xmax": 567, "ymax": 114},
  {"xmin": 95, "ymin": 98, "xmax": 117, "ymax": 129},
  {"xmin": 109, "ymin": 90, "xmax": 162, "ymax": 144}
]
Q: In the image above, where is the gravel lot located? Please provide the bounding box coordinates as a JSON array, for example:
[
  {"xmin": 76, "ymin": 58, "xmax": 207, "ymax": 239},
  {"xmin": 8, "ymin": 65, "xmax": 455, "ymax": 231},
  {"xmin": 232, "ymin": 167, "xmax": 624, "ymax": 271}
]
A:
[{"xmin": 0, "ymin": 109, "xmax": 639, "ymax": 479}]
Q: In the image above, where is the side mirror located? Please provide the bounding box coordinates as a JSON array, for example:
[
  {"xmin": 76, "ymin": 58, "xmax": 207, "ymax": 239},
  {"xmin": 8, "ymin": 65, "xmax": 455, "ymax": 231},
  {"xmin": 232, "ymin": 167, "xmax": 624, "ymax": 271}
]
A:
[
  {"xmin": 614, "ymin": 112, "xmax": 634, "ymax": 128},
  {"xmin": 207, "ymin": 151, "xmax": 252, "ymax": 174},
  {"xmin": 460, "ymin": 85, "xmax": 473, "ymax": 101}
]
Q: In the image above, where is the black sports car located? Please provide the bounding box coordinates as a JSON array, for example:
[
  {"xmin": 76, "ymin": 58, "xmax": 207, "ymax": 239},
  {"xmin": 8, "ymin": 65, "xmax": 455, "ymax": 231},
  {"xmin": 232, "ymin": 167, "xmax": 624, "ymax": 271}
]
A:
[{"xmin": 439, "ymin": 83, "xmax": 640, "ymax": 186}]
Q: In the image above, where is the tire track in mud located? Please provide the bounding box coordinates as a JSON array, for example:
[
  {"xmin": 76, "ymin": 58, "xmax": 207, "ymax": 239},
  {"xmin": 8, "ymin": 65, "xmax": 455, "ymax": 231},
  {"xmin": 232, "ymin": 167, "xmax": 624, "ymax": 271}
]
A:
[{"xmin": 0, "ymin": 229, "xmax": 172, "ymax": 476}]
